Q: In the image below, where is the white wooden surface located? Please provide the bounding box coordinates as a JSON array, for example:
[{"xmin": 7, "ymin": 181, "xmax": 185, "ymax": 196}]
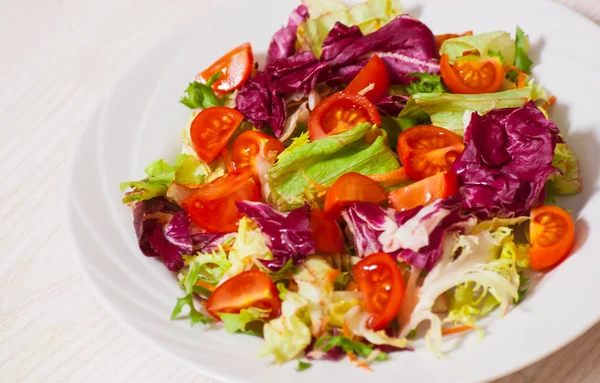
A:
[{"xmin": 1, "ymin": 1, "xmax": 598, "ymax": 382}]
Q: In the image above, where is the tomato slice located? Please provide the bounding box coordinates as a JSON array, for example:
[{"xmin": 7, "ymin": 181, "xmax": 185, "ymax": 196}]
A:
[
  {"xmin": 310, "ymin": 208, "xmax": 345, "ymax": 253},
  {"xmin": 207, "ymin": 270, "xmax": 281, "ymax": 319},
  {"xmin": 344, "ymin": 55, "xmax": 390, "ymax": 103},
  {"xmin": 435, "ymin": 31, "xmax": 473, "ymax": 51},
  {"xmin": 195, "ymin": 43, "xmax": 253, "ymax": 95},
  {"xmin": 353, "ymin": 252, "xmax": 405, "ymax": 330},
  {"xmin": 308, "ymin": 91, "xmax": 382, "ymax": 141},
  {"xmin": 232, "ymin": 130, "xmax": 284, "ymax": 182},
  {"xmin": 324, "ymin": 172, "xmax": 387, "ymax": 218},
  {"xmin": 529, "ymin": 205, "xmax": 575, "ymax": 271},
  {"xmin": 190, "ymin": 107, "xmax": 244, "ymax": 164},
  {"xmin": 440, "ymin": 54, "xmax": 504, "ymax": 94},
  {"xmin": 388, "ymin": 171, "xmax": 458, "ymax": 212},
  {"xmin": 397, "ymin": 125, "xmax": 464, "ymax": 181},
  {"xmin": 182, "ymin": 169, "xmax": 260, "ymax": 233}
]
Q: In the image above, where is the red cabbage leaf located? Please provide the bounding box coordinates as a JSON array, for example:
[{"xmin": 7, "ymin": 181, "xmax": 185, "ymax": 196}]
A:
[{"xmin": 267, "ymin": 5, "xmax": 309, "ymax": 65}]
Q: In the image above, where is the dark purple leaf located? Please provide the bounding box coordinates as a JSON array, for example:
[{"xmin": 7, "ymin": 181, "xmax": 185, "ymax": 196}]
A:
[
  {"xmin": 321, "ymin": 16, "xmax": 439, "ymax": 85},
  {"xmin": 235, "ymin": 201, "xmax": 315, "ymax": 271},
  {"xmin": 452, "ymin": 101, "xmax": 561, "ymax": 218},
  {"xmin": 133, "ymin": 197, "xmax": 192, "ymax": 271},
  {"xmin": 342, "ymin": 198, "xmax": 475, "ymax": 271},
  {"xmin": 266, "ymin": 5, "xmax": 309, "ymax": 65},
  {"xmin": 190, "ymin": 232, "xmax": 236, "ymax": 253},
  {"xmin": 376, "ymin": 94, "xmax": 409, "ymax": 116},
  {"xmin": 265, "ymin": 51, "xmax": 330, "ymax": 95}
]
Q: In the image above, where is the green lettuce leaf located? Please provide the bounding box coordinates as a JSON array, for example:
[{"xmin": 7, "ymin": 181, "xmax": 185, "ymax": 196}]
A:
[
  {"xmin": 514, "ymin": 26, "xmax": 534, "ymax": 73},
  {"xmin": 314, "ymin": 334, "xmax": 388, "ymax": 361},
  {"xmin": 218, "ymin": 307, "xmax": 271, "ymax": 335},
  {"xmin": 267, "ymin": 122, "xmax": 400, "ymax": 210},
  {"xmin": 297, "ymin": 0, "xmax": 403, "ymax": 57},
  {"xmin": 170, "ymin": 293, "xmax": 213, "ymax": 326},
  {"xmin": 220, "ymin": 217, "xmax": 270, "ymax": 283},
  {"xmin": 182, "ymin": 247, "xmax": 231, "ymax": 290},
  {"xmin": 440, "ymin": 31, "xmax": 515, "ymax": 66},
  {"xmin": 180, "ymin": 73, "xmax": 223, "ymax": 109},
  {"xmin": 397, "ymin": 89, "xmax": 532, "ymax": 134},
  {"xmin": 405, "ymin": 72, "xmax": 446, "ymax": 95},
  {"xmin": 120, "ymin": 154, "xmax": 208, "ymax": 203},
  {"xmin": 296, "ymin": 361, "xmax": 313, "ymax": 372},
  {"xmin": 548, "ymin": 143, "xmax": 583, "ymax": 194}
]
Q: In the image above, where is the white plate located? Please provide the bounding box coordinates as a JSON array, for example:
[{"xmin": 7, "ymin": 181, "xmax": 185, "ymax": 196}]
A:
[{"xmin": 67, "ymin": 0, "xmax": 600, "ymax": 382}]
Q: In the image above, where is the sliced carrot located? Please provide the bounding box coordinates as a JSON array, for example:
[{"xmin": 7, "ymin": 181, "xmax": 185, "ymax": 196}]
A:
[
  {"xmin": 195, "ymin": 279, "xmax": 216, "ymax": 292},
  {"xmin": 541, "ymin": 96, "xmax": 557, "ymax": 110},
  {"xmin": 367, "ymin": 168, "xmax": 411, "ymax": 188},
  {"xmin": 441, "ymin": 325, "xmax": 473, "ymax": 336},
  {"xmin": 327, "ymin": 269, "xmax": 341, "ymax": 284}
]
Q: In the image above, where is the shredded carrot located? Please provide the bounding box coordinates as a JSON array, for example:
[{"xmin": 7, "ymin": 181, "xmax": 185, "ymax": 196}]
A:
[
  {"xmin": 195, "ymin": 279, "xmax": 216, "ymax": 292},
  {"xmin": 221, "ymin": 148, "xmax": 234, "ymax": 172},
  {"xmin": 505, "ymin": 65, "xmax": 526, "ymax": 89},
  {"xmin": 346, "ymin": 281, "xmax": 358, "ymax": 292},
  {"xmin": 301, "ymin": 171, "xmax": 328, "ymax": 193},
  {"xmin": 221, "ymin": 245, "xmax": 235, "ymax": 252},
  {"xmin": 346, "ymin": 352, "xmax": 373, "ymax": 371},
  {"xmin": 541, "ymin": 96, "xmax": 557, "ymax": 110},
  {"xmin": 343, "ymin": 320, "xmax": 352, "ymax": 338},
  {"xmin": 367, "ymin": 167, "xmax": 411, "ymax": 188},
  {"xmin": 327, "ymin": 269, "xmax": 341, "ymax": 284},
  {"xmin": 441, "ymin": 325, "xmax": 473, "ymax": 336}
]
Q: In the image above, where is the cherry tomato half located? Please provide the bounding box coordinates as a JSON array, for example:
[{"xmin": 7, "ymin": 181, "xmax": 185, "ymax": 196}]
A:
[
  {"xmin": 440, "ymin": 54, "xmax": 504, "ymax": 94},
  {"xmin": 207, "ymin": 270, "xmax": 281, "ymax": 319},
  {"xmin": 310, "ymin": 208, "xmax": 345, "ymax": 253},
  {"xmin": 195, "ymin": 42, "xmax": 253, "ymax": 96},
  {"xmin": 232, "ymin": 130, "xmax": 284, "ymax": 183},
  {"xmin": 388, "ymin": 171, "xmax": 458, "ymax": 212},
  {"xmin": 182, "ymin": 169, "xmax": 260, "ymax": 233},
  {"xmin": 529, "ymin": 205, "xmax": 575, "ymax": 271},
  {"xmin": 345, "ymin": 55, "xmax": 390, "ymax": 103},
  {"xmin": 435, "ymin": 31, "xmax": 473, "ymax": 51},
  {"xmin": 308, "ymin": 91, "xmax": 382, "ymax": 141},
  {"xmin": 324, "ymin": 172, "xmax": 388, "ymax": 218},
  {"xmin": 353, "ymin": 252, "xmax": 405, "ymax": 330},
  {"xmin": 397, "ymin": 125, "xmax": 464, "ymax": 181},
  {"xmin": 190, "ymin": 107, "xmax": 244, "ymax": 164}
]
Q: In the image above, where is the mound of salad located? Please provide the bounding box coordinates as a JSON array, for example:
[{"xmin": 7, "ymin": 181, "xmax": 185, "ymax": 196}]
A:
[{"xmin": 120, "ymin": 0, "xmax": 583, "ymax": 370}]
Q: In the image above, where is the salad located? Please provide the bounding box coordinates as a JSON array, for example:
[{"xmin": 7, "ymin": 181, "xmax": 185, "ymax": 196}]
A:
[{"xmin": 120, "ymin": 0, "xmax": 583, "ymax": 370}]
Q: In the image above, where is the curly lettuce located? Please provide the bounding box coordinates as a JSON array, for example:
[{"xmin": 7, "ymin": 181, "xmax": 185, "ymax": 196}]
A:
[{"xmin": 440, "ymin": 31, "xmax": 516, "ymax": 66}]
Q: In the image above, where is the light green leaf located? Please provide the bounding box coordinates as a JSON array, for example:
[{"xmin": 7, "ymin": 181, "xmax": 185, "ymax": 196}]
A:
[
  {"xmin": 268, "ymin": 122, "xmax": 400, "ymax": 210},
  {"xmin": 120, "ymin": 159, "xmax": 176, "ymax": 203},
  {"xmin": 514, "ymin": 26, "xmax": 533, "ymax": 73},
  {"xmin": 180, "ymin": 73, "xmax": 224, "ymax": 109},
  {"xmin": 183, "ymin": 247, "xmax": 231, "ymax": 290},
  {"xmin": 296, "ymin": 361, "xmax": 313, "ymax": 372},
  {"xmin": 174, "ymin": 154, "xmax": 208, "ymax": 185},
  {"xmin": 440, "ymin": 31, "xmax": 516, "ymax": 66},
  {"xmin": 297, "ymin": 0, "xmax": 403, "ymax": 57},
  {"xmin": 548, "ymin": 143, "xmax": 583, "ymax": 195},
  {"xmin": 405, "ymin": 72, "xmax": 446, "ymax": 95},
  {"xmin": 170, "ymin": 293, "xmax": 213, "ymax": 326},
  {"xmin": 218, "ymin": 307, "xmax": 271, "ymax": 334},
  {"xmin": 398, "ymin": 89, "xmax": 532, "ymax": 134}
]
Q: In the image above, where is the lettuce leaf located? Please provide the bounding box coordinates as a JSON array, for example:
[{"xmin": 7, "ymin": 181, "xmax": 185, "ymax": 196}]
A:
[
  {"xmin": 170, "ymin": 293, "xmax": 213, "ymax": 325},
  {"xmin": 180, "ymin": 73, "xmax": 224, "ymax": 109},
  {"xmin": 440, "ymin": 31, "xmax": 516, "ymax": 66},
  {"xmin": 181, "ymin": 247, "xmax": 231, "ymax": 289},
  {"xmin": 297, "ymin": 0, "xmax": 403, "ymax": 57},
  {"xmin": 397, "ymin": 88, "xmax": 532, "ymax": 134},
  {"xmin": 548, "ymin": 143, "xmax": 583, "ymax": 194},
  {"xmin": 399, "ymin": 227, "xmax": 521, "ymax": 357},
  {"xmin": 218, "ymin": 307, "xmax": 271, "ymax": 335},
  {"xmin": 267, "ymin": 122, "xmax": 400, "ymax": 210},
  {"xmin": 120, "ymin": 154, "xmax": 208, "ymax": 203},
  {"xmin": 514, "ymin": 26, "xmax": 533, "ymax": 73}
]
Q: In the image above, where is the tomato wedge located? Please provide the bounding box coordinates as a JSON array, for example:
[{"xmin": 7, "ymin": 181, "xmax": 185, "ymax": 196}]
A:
[
  {"xmin": 195, "ymin": 42, "xmax": 253, "ymax": 95},
  {"xmin": 345, "ymin": 55, "xmax": 390, "ymax": 103},
  {"xmin": 353, "ymin": 252, "xmax": 405, "ymax": 330},
  {"xmin": 190, "ymin": 107, "xmax": 244, "ymax": 164},
  {"xmin": 388, "ymin": 171, "xmax": 458, "ymax": 212},
  {"xmin": 182, "ymin": 169, "xmax": 260, "ymax": 233},
  {"xmin": 440, "ymin": 54, "xmax": 504, "ymax": 94},
  {"xmin": 324, "ymin": 172, "xmax": 387, "ymax": 218},
  {"xmin": 397, "ymin": 125, "xmax": 464, "ymax": 181},
  {"xmin": 232, "ymin": 130, "xmax": 284, "ymax": 182},
  {"xmin": 207, "ymin": 270, "xmax": 281, "ymax": 319},
  {"xmin": 529, "ymin": 205, "xmax": 575, "ymax": 271},
  {"xmin": 308, "ymin": 91, "xmax": 382, "ymax": 141},
  {"xmin": 310, "ymin": 208, "xmax": 345, "ymax": 253},
  {"xmin": 435, "ymin": 31, "xmax": 473, "ymax": 50}
]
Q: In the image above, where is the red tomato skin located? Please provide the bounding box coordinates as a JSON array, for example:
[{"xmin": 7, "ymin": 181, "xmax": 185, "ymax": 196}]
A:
[
  {"xmin": 190, "ymin": 107, "xmax": 244, "ymax": 164},
  {"xmin": 529, "ymin": 205, "xmax": 575, "ymax": 271},
  {"xmin": 345, "ymin": 55, "xmax": 390, "ymax": 103},
  {"xmin": 388, "ymin": 171, "xmax": 458, "ymax": 212},
  {"xmin": 206, "ymin": 270, "xmax": 281, "ymax": 319},
  {"xmin": 182, "ymin": 169, "xmax": 260, "ymax": 233},
  {"xmin": 440, "ymin": 54, "xmax": 504, "ymax": 94},
  {"xmin": 324, "ymin": 172, "xmax": 387, "ymax": 218},
  {"xmin": 310, "ymin": 208, "xmax": 345, "ymax": 253},
  {"xmin": 353, "ymin": 252, "xmax": 405, "ymax": 330},
  {"xmin": 195, "ymin": 43, "xmax": 253, "ymax": 95}
]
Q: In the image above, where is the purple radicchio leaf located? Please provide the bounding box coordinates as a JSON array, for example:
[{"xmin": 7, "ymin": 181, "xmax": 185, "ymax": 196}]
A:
[
  {"xmin": 133, "ymin": 197, "xmax": 192, "ymax": 271},
  {"xmin": 235, "ymin": 201, "xmax": 315, "ymax": 271},
  {"xmin": 376, "ymin": 94, "xmax": 409, "ymax": 116},
  {"xmin": 266, "ymin": 5, "xmax": 309, "ymax": 65},
  {"xmin": 342, "ymin": 198, "xmax": 475, "ymax": 271},
  {"xmin": 265, "ymin": 51, "xmax": 330, "ymax": 95},
  {"xmin": 190, "ymin": 232, "xmax": 236, "ymax": 253},
  {"xmin": 321, "ymin": 15, "xmax": 440, "ymax": 85},
  {"xmin": 452, "ymin": 101, "xmax": 562, "ymax": 218}
]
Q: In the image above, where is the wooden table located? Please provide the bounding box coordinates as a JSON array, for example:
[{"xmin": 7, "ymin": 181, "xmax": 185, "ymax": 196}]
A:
[{"xmin": 1, "ymin": 0, "xmax": 598, "ymax": 382}]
